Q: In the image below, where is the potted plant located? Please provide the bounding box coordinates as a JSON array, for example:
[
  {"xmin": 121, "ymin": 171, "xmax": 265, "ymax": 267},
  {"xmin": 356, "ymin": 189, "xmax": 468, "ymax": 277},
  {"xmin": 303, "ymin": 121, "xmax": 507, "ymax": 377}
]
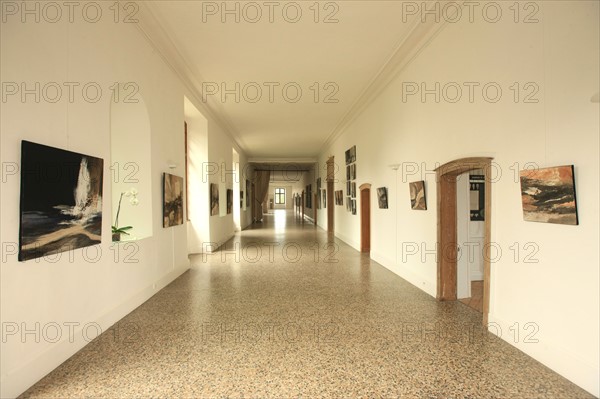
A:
[{"xmin": 112, "ymin": 188, "xmax": 139, "ymax": 241}]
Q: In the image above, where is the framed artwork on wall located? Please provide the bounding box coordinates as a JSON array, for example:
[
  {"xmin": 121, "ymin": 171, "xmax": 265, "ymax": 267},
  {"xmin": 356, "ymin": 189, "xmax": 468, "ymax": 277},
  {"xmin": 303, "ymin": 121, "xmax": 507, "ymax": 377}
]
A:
[
  {"xmin": 210, "ymin": 183, "xmax": 219, "ymax": 216},
  {"xmin": 226, "ymin": 189, "xmax": 233, "ymax": 214},
  {"xmin": 163, "ymin": 173, "xmax": 184, "ymax": 227},
  {"xmin": 18, "ymin": 141, "xmax": 104, "ymax": 262},
  {"xmin": 520, "ymin": 165, "xmax": 578, "ymax": 225},
  {"xmin": 409, "ymin": 181, "xmax": 427, "ymax": 210},
  {"xmin": 377, "ymin": 187, "xmax": 388, "ymax": 209}
]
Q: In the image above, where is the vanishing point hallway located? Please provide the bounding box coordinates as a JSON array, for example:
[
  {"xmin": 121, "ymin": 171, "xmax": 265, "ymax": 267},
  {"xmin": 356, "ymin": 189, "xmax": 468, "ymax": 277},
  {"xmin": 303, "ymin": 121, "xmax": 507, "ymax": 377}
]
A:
[{"xmin": 21, "ymin": 211, "xmax": 592, "ymax": 398}]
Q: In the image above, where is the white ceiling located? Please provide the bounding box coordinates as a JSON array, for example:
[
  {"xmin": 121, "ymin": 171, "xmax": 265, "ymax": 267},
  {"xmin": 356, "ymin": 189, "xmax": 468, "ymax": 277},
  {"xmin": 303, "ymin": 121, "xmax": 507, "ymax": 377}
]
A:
[{"xmin": 142, "ymin": 1, "xmax": 434, "ymax": 159}]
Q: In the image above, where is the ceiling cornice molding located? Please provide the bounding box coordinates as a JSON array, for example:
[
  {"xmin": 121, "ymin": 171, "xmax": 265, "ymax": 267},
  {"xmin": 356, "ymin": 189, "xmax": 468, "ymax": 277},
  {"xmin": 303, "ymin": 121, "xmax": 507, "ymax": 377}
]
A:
[
  {"xmin": 133, "ymin": 1, "xmax": 249, "ymax": 152},
  {"xmin": 322, "ymin": 17, "xmax": 449, "ymax": 152}
]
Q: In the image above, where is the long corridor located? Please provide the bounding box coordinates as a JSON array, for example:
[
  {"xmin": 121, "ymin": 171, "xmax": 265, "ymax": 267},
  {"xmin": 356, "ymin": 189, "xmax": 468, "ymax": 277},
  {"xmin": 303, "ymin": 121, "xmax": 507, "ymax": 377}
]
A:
[{"xmin": 21, "ymin": 211, "xmax": 593, "ymax": 398}]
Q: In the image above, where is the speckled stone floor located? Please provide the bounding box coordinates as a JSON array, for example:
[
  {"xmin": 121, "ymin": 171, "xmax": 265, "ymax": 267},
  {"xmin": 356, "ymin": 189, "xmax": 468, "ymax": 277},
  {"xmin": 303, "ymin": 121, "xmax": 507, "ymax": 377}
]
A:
[{"xmin": 20, "ymin": 210, "xmax": 594, "ymax": 398}]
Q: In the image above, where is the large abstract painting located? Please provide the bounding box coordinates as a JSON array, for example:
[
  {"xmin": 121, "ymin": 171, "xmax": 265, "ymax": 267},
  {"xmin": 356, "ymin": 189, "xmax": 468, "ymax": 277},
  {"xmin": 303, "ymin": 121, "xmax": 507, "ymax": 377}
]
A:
[
  {"xmin": 19, "ymin": 141, "xmax": 104, "ymax": 261},
  {"xmin": 520, "ymin": 165, "xmax": 578, "ymax": 225},
  {"xmin": 163, "ymin": 173, "xmax": 184, "ymax": 227},
  {"xmin": 409, "ymin": 181, "xmax": 427, "ymax": 210}
]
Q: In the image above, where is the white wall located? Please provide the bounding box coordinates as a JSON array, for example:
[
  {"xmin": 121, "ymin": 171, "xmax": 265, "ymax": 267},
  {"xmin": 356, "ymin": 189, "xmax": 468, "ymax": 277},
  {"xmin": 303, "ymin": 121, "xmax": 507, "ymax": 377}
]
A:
[
  {"xmin": 185, "ymin": 97, "xmax": 209, "ymax": 254},
  {"xmin": 318, "ymin": 2, "xmax": 599, "ymax": 395},
  {"xmin": 0, "ymin": 7, "xmax": 248, "ymax": 397},
  {"xmin": 205, "ymin": 120, "xmax": 252, "ymax": 250},
  {"xmin": 110, "ymin": 89, "xmax": 153, "ymax": 241}
]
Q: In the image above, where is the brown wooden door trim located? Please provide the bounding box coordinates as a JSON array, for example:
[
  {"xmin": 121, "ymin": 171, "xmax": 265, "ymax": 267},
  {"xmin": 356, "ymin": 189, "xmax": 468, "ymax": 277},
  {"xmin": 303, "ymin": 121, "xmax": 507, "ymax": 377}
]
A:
[
  {"xmin": 435, "ymin": 157, "xmax": 492, "ymax": 325},
  {"xmin": 301, "ymin": 190, "xmax": 305, "ymax": 221},
  {"xmin": 359, "ymin": 184, "xmax": 371, "ymax": 252},
  {"xmin": 327, "ymin": 180, "xmax": 334, "ymax": 233},
  {"xmin": 314, "ymin": 193, "xmax": 318, "ymax": 226},
  {"xmin": 326, "ymin": 156, "xmax": 335, "ymax": 233}
]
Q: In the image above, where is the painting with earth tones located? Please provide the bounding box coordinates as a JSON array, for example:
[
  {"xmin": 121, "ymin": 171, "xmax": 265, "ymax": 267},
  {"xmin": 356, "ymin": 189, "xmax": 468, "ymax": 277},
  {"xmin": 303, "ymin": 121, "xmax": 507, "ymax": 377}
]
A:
[{"xmin": 520, "ymin": 165, "xmax": 578, "ymax": 225}]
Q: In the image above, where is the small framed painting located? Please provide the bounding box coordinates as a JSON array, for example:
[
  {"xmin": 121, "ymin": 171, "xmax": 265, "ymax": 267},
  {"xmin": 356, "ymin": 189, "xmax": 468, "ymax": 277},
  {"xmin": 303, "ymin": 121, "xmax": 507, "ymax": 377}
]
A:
[
  {"xmin": 210, "ymin": 183, "xmax": 219, "ymax": 216},
  {"xmin": 409, "ymin": 181, "xmax": 427, "ymax": 210},
  {"xmin": 377, "ymin": 187, "xmax": 388, "ymax": 209},
  {"xmin": 163, "ymin": 173, "xmax": 184, "ymax": 227},
  {"xmin": 226, "ymin": 189, "xmax": 233, "ymax": 214}
]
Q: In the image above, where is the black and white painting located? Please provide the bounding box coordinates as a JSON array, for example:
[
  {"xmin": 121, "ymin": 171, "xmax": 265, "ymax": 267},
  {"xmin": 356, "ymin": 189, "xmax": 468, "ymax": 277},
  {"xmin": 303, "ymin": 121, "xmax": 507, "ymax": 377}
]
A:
[
  {"xmin": 210, "ymin": 183, "xmax": 219, "ymax": 216},
  {"xmin": 345, "ymin": 145, "xmax": 356, "ymax": 164},
  {"xmin": 377, "ymin": 187, "xmax": 388, "ymax": 209}
]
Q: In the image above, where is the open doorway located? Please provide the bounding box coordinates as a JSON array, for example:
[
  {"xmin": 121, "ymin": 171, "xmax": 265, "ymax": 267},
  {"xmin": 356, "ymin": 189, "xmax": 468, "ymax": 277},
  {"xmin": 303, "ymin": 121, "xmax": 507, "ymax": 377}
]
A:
[
  {"xmin": 359, "ymin": 183, "xmax": 371, "ymax": 252},
  {"xmin": 456, "ymin": 169, "xmax": 485, "ymax": 312},
  {"xmin": 435, "ymin": 157, "xmax": 492, "ymax": 325}
]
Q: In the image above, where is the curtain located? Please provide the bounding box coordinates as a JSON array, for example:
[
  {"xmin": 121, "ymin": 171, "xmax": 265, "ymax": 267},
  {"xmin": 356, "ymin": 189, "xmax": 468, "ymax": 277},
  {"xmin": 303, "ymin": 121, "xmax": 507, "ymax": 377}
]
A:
[{"xmin": 253, "ymin": 170, "xmax": 271, "ymax": 222}]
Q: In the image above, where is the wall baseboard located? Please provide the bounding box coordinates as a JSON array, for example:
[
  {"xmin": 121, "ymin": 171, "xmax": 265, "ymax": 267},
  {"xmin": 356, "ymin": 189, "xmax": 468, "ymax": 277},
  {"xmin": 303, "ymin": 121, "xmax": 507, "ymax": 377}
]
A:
[
  {"xmin": 370, "ymin": 251, "xmax": 436, "ymax": 297},
  {"xmin": 334, "ymin": 231, "xmax": 360, "ymax": 252},
  {"xmin": 1, "ymin": 264, "xmax": 190, "ymax": 399},
  {"xmin": 487, "ymin": 314, "xmax": 599, "ymax": 397}
]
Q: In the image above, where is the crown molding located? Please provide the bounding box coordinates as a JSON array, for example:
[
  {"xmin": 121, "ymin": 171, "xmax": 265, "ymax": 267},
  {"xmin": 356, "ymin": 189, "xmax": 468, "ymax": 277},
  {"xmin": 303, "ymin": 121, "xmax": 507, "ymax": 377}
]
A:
[
  {"xmin": 322, "ymin": 17, "xmax": 449, "ymax": 152},
  {"xmin": 133, "ymin": 1, "xmax": 249, "ymax": 153},
  {"xmin": 132, "ymin": 1, "xmax": 447, "ymax": 159}
]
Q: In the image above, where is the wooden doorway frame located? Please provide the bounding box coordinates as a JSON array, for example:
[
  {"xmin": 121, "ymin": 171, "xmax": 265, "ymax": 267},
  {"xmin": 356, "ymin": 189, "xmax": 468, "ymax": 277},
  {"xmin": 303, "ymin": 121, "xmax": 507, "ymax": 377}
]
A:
[
  {"xmin": 326, "ymin": 156, "xmax": 335, "ymax": 233},
  {"xmin": 301, "ymin": 190, "xmax": 305, "ymax": 220},
  {"xmin": 314, "ymin": 192, "xmax": 318, "ymax": 226},
  {"xmin": 251, "ymin": 183, "xmax": 256, "ymax": 222},
  {"xmin": 436, "ymin": 157, "xmax": 492, "ymax": 325},
  {"xmin": 359, "ymin": 183, "xmax": 371, "ymax": 253}
]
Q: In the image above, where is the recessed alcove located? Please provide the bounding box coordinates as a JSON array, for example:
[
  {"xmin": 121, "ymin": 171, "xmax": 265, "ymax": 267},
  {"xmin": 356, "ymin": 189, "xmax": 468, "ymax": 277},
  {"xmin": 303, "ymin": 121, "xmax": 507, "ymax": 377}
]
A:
[{"xmin": 110, "ymin": 84, "xmax": 153, "ymax": 241}]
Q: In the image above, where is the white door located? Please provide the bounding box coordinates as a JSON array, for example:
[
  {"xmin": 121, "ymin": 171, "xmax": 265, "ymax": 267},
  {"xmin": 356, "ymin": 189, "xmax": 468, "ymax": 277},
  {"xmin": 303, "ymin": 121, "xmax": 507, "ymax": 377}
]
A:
[
  {"xmin": 457, "ymin": 170, "xmax": 486, "ymax": 300},
  {"xmin": 456, "ymin": 172, "xmax": 470, "ymax": 299}
]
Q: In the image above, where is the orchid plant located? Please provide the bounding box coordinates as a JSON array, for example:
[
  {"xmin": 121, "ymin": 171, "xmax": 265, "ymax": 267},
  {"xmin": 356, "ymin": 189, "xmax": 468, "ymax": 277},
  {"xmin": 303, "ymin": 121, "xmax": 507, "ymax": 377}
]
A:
[{"xmin": 112, "ymin": 188, "xmax": 139, "ymax": 238}]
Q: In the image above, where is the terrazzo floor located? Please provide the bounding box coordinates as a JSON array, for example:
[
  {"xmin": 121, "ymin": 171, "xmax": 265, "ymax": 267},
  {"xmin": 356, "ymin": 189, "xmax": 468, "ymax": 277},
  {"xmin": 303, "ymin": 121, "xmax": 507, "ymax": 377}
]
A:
[{"xmin": 20, "ymin": 210, "xmax": 594, "ymax": 398}]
